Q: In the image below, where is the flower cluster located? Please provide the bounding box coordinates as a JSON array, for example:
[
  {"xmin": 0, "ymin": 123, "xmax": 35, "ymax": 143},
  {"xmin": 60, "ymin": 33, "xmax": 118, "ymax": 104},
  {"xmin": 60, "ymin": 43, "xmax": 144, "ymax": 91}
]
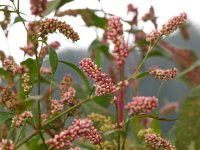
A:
[
  {"xmin": 2, "ymin": 56, "xmax": 17, "ymax": 72},
  {"xmin": 146, "ymin": 12, "xmax": 187, "ymax": 43},
  {"xmin": 107, "ymin": 17, "xmax": 128, "ymax": 69},
  {"xmin": 50, "ymin": 99, "xmax": 64, "ymax": 114},
  {"xmin": 142, "ymin": 6, "xmax": 157, "ymax": 28},
  {"xmin": 125, "ymin": 96, "xmax": 158, "ymax": 116},
  {"xmin": 149, "ymin": 67, "xmax": 177, "ymax": 80},
  {"xmin": 45, "ymin": 118, "xmax": 102, "ymax": 149},
  {"xmin": 144, "ymin": 133, "xmax": 176, "ymax": 150},
  {"xmin": 0, "ymin": 139, "xmax": 13, "ymax": 150},
  {"xmin": 20, "ymin": 43, "xmax": 35, "ymax": 56},
  {"xmin": 0, "ymin": 86, "xmax": 19, "ymax": 109},
  {"xmin": 39, "ymin": 18, "xmax": 80, "ymax": 42},
  {"xmin": 160, "ymin": 12, "xmax": 187, "ymax": 36},
  {"xmin": 11, "ymin": 111, "xmax": 33, "ymax": 128},
  {"xmin": 13, "ymin": 65, "xmax": 29, "ymax": 75},
  {"xmin": 22, "ymin": 73, "xmax": 32, "ymax": 93},
  {"xmin": 29, "ymin": 0, "xmax": 47, "ymax": 16},
  {"xmin": 60, "ymin": 74, "xmax": 76, "ymax": 105},
  {"xmin": 146, "ymin": 29, "xmax": 160, "ymax": 43},
  {"xmin": 79, "ymin": 58, "xmax": 116, "ymax": 95},
  {"xmin": 40, "ymin": 41, "xmax": 61, "ymax": 58},
  {"xmin": 88, "ymin": 113, "xmax": 113, "ymax": 132}
]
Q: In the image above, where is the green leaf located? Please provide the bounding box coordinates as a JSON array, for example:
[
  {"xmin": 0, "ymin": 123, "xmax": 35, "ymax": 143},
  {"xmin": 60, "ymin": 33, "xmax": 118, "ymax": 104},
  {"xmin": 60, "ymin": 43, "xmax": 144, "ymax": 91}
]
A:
[
  {"xmin": 136, "ymin": 72, "xmax": 149, "ymax": 79},
  {"xmin": 62, "ymin": 9, "xmax": 106, "ymax": 28},
  {"xmin": 15, "ymin": 100, "xmax": 35, "ymax": 114},
  {"xmin": 175, "ymin": 60, "xmax": 200, "ymax": 79},
  {"xmin": 176, "ymin": 86, "xmax": 200, "ymax": 149},
  {"xmin": 21, "ymin": 58, "xmax": 37, "ymax": 83},
  {"xmin": 0, "ymin": 112, "xmax": 13, "ymax": 125},
  {"xmin": 0, "ymin": 68, "xmax": 12, "ymax": 81},
  {"xmin": 104, "ymin": 129, "xmax": 125, "ymax": 138},
  {"xmin": 44, "ymin": 0, "xmax": 73, "ymax": 16},
  {"xmin": 13, "ymin": 16, "xmax": 26, "ymax": 24},
  {"xmin": 59, "ymin": 60, "xmax": 91, "ymax": 95},
  {"xmin": 92, "ymin": 94, "xmax": 112, "ymax": 108},
  {"xmin": 48, "ymin": 46, "xmax": 58, "ymax": 75}
]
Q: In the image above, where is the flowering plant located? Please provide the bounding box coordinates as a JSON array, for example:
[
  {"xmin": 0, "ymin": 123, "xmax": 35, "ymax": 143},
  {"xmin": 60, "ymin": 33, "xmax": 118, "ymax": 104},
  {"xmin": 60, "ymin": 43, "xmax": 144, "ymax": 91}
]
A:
[{"xmin": 0, "ymin": 0, "xmax": 199, "ymax": 150}]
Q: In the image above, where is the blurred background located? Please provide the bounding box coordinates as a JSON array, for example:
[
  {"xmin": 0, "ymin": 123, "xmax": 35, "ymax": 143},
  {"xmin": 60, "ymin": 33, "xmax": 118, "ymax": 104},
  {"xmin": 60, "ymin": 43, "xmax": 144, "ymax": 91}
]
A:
[{"xmin": 1, "ymin": 0, "xmax": 200, "ymax": 149}]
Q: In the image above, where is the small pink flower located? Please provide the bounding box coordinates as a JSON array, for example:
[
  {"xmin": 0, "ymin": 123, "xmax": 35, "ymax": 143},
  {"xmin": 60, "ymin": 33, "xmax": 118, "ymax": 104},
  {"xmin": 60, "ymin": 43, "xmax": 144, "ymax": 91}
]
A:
[
  {"xmin": 0, "ymin": 139, "xmax": 13, "ymax": 150},
  {"xmin": 79, "ymin": 58, "xmax": 115, "ymax": 95},
  {"xmin": 146, "ymin": 29, "xmax": 160, "ymax": 43},
  {"xmin": 107, "ymin": 17, "xmax": 128, "ymax": 69},
  {"xmin": 125, "ymin": 96, "xmax": 158, "ymax": 116},
  {"xmin": 149, "ymin": 67, "xmax": 177, "ymax": 80}
]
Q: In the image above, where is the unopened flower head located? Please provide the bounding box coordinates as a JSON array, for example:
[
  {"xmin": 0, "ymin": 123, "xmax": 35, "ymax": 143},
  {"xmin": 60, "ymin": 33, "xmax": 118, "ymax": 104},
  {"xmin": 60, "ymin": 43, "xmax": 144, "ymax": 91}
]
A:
[
  {"xmin": 40, "ymin": 41, "xmax": 60, "ymax": 57},
  {"xmin": 160, "ymin": 12, "xmax": 187, "ymax": 36},
  {"xmin": 146, "ymin": 29, "xmax": 160, "ymax": 43},
  {"xmin": 79, "ymin": 58, "xmax": 116, "ymax": 95},
  {"xmin": 125, "ymin": 96, "xmax": 158, "ymax": 116},
  {"xmin": 107, "ymin": 17, "xmax": 128, "ymax": 69},
  {"xmin": 3, "ymin": 56, "xmax": 17, "ymax": 72},
  {"xmin": 40, "ymin": 67, "xmax": 52, "ymax": 75},
  {"xmin": 11, "ymin": 111, "xmax": 33, "ymax": 128},
  {"xmin": 149, "ymin": 67, "xmax": 177, "ymax": 80},
  {"xmin": 45, "ymin": 118, "xmax": 102, "ymax": 150},
  {"xmin": 0, "ymin": 86, "xmax": 19, "ymax": 109},
  {"xmin": 50, "ymin": 100, "xmax": 64, "ymax": 114},
  {"xmin": 29, "ymin": 0, "xmax": 47, "ymax": 16},
  {"xmin": 22, "ymin": 73, "xmax": 32, "ymax": 93},
  {"xmin": 39, "ymin": 18, "xmax": 80, "ymax": 42},
  {"xmin": 144, "ymin": 133, "xmax": 176, "ymax": 150},
  {"xmin": 0, "ymin": 139, "xmax": 13, "ymax": 150}
]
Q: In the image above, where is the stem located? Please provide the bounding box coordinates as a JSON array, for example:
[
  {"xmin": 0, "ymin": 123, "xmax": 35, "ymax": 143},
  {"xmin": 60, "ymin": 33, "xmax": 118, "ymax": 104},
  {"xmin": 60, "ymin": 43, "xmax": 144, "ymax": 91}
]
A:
[
  {"xmin": 42, "ymin": 96, "xmax": 93, "ymax": 127},
  {"xmin": 14, "ymin": 130, "xmax": 39, "ymax": 149},
  {"xmin": 129, "ymin": 37, "xmax": 161, "ymax": 81},
  {"xmin": 11, "ymin": 1, "xmax": 28, "ymax": 32},
  {"xmin": 115, "ymin": 103, "xmax": 120, "ymax": 150},
  {"xmin": 15, "ymin": 96, "xmax": 95, "ymax": 149},
  {"xmin": 122, "ymin": 120, "xmax": 129, "ymax": 150},
  {"xmin": 156, "ymin": 81, "xmax": 165, "ymax": 97},
  {"xmin": 14, "ymin": 124, "xmax": 26, "ymax": 146},
  {"xmin": 39, "ymin": 131, "xmax": 48, "ymax": 149}
]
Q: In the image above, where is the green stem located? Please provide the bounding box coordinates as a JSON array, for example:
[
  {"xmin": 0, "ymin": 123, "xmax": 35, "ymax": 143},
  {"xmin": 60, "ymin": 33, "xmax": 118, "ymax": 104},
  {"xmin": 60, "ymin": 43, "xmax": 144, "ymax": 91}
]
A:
[
  {"xmin": 121, "ymin": 120, "xmax": 129, "ymax": 150},
  {"xmin": 156, "ymin": 81, "xmax": 165, "ymax": 97},
  {"xmin": 14, "ymin": 130, "xmax": 40, "ymax": 149},
  {"xmin": 14, "ymin": 123, "xmax": 26, "ymax": 146},
  {"xmin": 11, "ymin": 1, "xmax": 28, "ymax": 32},
  {"xmin": 42, "ymin": 96, "xmax": 94, "ymax": 127},
  {"xmin": 39, "ymin": 131, "xmax": 48, "ymax": 149},
  {"xmin": 115, "ymin": 103, "xmax": 120, "ymax": 150},
  {"xmin": 15, "ymin": 96, "xmax": 95, "ymax": 149},
  {"xmin": 128, "ymin": 37, "xmax": 161, "ymax": 81}
]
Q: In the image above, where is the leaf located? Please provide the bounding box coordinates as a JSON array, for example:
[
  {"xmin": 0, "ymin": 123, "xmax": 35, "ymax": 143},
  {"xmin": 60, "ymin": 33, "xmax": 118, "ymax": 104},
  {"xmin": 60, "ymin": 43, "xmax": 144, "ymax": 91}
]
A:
[
  {"xmin": 59, "ymin": 60, "xmax": 91, "ymax": 95},
  {"xmin": 176, "ymin": 86, "xmax": 200, "ymax": 149},
  {"xmin": 15, "ymin": 100, "xmax": 35, "ymax": 114},
  {"xmin": 0, "ymin": 68, "xmax": 12, "ymax": 81},
  {"xmin": 136, "ymin": 72, "xmax": 149, "ymax": 79},
  {"xmin": 175, "ymin": 60, "xmax": 200, "ymax": 79},
  {"xmin": 88, "ymin": 39, "xmax": 111, "ymax": 67},
  {"xmin": 92, "ymin": 94, "xmax": 112, "ymax": 108},
  {"xmin": 44, "ymin": 0, "xmax": 73, "ymax": 16},
  {"xmin": 48, "ymin": 46, "xmax": 58, "ymax": 75},
  {"xmin": 21, "ymin": 58, "xmax": 37, "ymax": 83},
  {"xmin": 13, "ymin": 16, "xmax": 26, "ymax": 24},
  {"xmin": 103, "ymin": 129, "xmax": 125, "ymax": 138},
  {"xmin": 0, "ymin": 112, "xmax": 13, "ymax": 125},
  {"xmin": 59, "ymin": 9, "xmax": 106, "ymax": 28}
]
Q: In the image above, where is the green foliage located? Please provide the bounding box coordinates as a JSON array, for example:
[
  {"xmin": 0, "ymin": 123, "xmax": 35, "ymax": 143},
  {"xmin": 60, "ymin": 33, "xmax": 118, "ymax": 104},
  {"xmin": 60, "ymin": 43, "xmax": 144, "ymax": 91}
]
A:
[
  {"xmin": 48, "ymin": 46, "xmax": 58, "ymax": 75},
  {"xmin": 176, "ymin": 86, "xmax": 200, "ymax": 149},
  {"xmin": 59, "ymin": 60, "xmax": 91, "ymax": 95}
]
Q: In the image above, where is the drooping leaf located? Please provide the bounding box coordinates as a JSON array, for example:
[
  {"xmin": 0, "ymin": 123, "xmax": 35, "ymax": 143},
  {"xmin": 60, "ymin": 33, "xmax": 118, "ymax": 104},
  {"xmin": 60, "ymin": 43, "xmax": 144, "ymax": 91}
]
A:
[
  {"xmin": 57, "ymin": 9, "xmax": 106, "ymax": 28},
  {"xmin": 58, "ymin": 60, "xmax": 91, "ymax": 95},
  {"xmin": 15, "ymin": 100, "xmax": 35, "ymax": 114},
  {"xmin": 13, "ymin": 16, "xmax": 26, "ymax": 24},
  {"xmin": 0, "ymin": 111, "xmax": 13, "ymax": 125},
  {"xmin": 44, "ymin": 0, "xmax": 73, "ymax": 16},
  {"xmin": 92, "ymin": 94, "xmax": 112, "ymax": 108},
  {"xmin": 21, "ymin": 58, "xmax": 37, "ymax": 83},
  {"xmin": 0, "ymin": 68, "xmax": 12, "ymax": 81},
  {"xmin": 176, "ymin": 86, "xmax": 200, "ymax": 149},
  {"xmin": 136, "ymin": 72, "xmax": 149, "ymax": 79},
  {"xmin": 48, "ymin": 46, "xmax": 58, "ymax": 75}
]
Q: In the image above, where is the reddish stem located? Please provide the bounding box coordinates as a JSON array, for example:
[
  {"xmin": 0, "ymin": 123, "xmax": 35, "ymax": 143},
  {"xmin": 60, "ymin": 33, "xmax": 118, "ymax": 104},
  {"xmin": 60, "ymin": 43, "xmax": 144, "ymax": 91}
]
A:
[{"xmin": 118, "ymin": 90, "xmax": 124, "ymax": 124}]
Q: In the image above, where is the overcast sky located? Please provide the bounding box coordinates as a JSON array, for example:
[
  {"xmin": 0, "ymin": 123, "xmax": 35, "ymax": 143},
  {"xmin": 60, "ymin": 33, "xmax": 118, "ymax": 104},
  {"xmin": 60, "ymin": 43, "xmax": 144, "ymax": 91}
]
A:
[{"xmin": 0, "ymin": 0, "xmax": 199, "ymax": 63}]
